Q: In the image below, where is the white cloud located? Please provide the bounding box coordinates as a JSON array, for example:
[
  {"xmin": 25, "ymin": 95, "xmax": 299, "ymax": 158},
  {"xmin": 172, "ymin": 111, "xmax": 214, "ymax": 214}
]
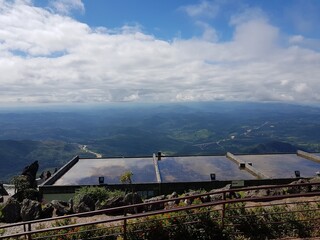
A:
[
  {"xmin": 229, "ymin": 7, "xmax": 267, "ymax": 26},
  {"xmin": 0, "ymin": 1, "xmax": 320, "ymax": 104},
  {"xmin": 180, "ymin": 0, "xmax": 220, "ymax": 18},
  {"xmin": 289, "ymin": 35, "xmax": 304, "ymax": 44},
  {"xmin": 232, "ymin": 19, "xmax": 280, "ymax": 57},
  {"xmin": 49, "ymin": 0, "xmax": 84, "ymax": 15},
  {"xmin": 196, "ymin": 21, "xmax": 219, "ymax": 42}
]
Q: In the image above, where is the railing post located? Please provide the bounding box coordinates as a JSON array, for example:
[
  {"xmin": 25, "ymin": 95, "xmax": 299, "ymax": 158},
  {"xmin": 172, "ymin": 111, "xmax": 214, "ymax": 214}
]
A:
[
  {"xmin": 123, "ymin": 218, "xmax": 127, "ymax": 240},
  {"xmin": 221, "ymin": 192, "xmax": 226, "ymax": 228},
  {"xmin": 23, "ymin": 223, "xmax": 27, "ymax": 239},
  {"xmin": 123, "ymin": 210, "xmax": 127, "ymax": 240},
  {"xmin": 27, "ymin": 223, "xmax": 32, "ymax": 240},
  {"xmin": 23, "ymin": 223, "xmax": 32, "ymax": 240}
]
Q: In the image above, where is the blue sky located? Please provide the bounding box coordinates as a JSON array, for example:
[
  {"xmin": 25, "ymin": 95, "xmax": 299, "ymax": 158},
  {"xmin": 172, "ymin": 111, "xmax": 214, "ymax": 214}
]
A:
[{"xmin": 0, "ymin": 0, "xmax": 319, "ymax": 105}]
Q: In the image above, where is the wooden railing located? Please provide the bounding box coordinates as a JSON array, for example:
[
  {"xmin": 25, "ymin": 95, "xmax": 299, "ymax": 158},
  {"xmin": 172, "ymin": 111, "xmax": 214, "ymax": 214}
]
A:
[{"xmin": 1, "ymin": 181, "xmax": 320, "ymax": 239}]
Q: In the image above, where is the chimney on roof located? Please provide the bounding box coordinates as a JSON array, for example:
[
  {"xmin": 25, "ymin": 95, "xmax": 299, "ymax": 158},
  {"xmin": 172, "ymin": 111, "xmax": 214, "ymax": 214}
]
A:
[{"xmin": 157, "ymin": 151, "xmax": 162, "ymax": 161}]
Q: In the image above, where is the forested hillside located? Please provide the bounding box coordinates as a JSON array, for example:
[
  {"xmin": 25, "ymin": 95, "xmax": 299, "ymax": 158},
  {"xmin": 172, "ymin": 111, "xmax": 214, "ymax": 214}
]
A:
[
  {"xmin": 0, "ymin": 140, "xmax": 91, "ymax": 181},
  {"xmin": 0, "ymin": 102, "xmax": 319, "ymax": 182}
]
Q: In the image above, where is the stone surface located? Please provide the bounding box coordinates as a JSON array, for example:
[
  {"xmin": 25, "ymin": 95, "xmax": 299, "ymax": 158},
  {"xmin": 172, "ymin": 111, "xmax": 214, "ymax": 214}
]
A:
[
  {"xmin": 310, "ymin": 177, "xmax": 320, "ymax": 192},
  {"xmin": 2, "ymin": 197, "xmax": 21, "ymax": 223},
  {"xmin": 287, "ymin": 179, "xmax": 311, "ymax": 194},
  {"xmin": 209, "ymin": 184, "xmax": 240, "ymax": 201},
  {"xmin": 123, "ymin": 192, "xmax": 143, "ymax": 205},
  {"xmin": 144, "ymin": 195, "xmax": 166, "ymax": 211},
  {"xmin": 51, "ymin": 200, "xmax": 71, "ymax": 216},
  {"xmin": 73, "ymin": 195, "xmax": 95, "ymax": 213},
  {"xmin": 20, "ymin": 199, "xmax": 42, "ymax": 221},
  {"xmin": 41, "ymin": 203, "xmax": 54, "ymax": 219},
  {"xmin": 183, "ymin": 190, "xmax": 202, "ymax": 205},
  {"xmin": 244, "ymin": 187, "xmax": 285, "ymax": 199},
  {"xmin": 95, "ymin": 196, "xmax": 124, "ymax": 210},
  {"xmin": 21, "ymin": 161, "xmax": 39, "ymax": 188},
  {"xmin": 123, "ymin": 192, "xmax": 143, "ymax": 213}
]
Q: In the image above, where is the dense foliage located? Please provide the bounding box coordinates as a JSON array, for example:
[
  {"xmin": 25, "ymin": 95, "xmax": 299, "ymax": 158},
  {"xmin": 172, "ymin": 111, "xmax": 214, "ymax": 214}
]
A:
[
  {"xmin": 28, "ymin": 200, "xmax": 320, "ymax": 240},
  {"xmin": 73, "ymin": 186, "xmax": 125, "ymax": 206},
  {"xmin": 0, "ymin": 140, "xmax": 91, "ymax": 181}
]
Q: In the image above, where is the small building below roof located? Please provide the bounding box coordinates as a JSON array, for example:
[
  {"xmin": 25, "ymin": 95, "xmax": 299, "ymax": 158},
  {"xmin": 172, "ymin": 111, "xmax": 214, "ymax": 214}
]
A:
[
  {"xmin": 39, "ymin": 151, "xmax": 320, "ymax": 202},
  {"xmin": 42, "ymin": 151, "xmax": 320, "ymax": 186}
]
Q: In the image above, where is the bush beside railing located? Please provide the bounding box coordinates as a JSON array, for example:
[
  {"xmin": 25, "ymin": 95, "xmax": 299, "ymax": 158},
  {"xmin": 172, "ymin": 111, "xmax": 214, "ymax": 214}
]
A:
[
  {"xmin": 27, "ymin": 200, "xmax": 319, "ymax": 240},
  {"xmin": 1, "ymin": 182, "xmax": 320, "ymax": 240}
]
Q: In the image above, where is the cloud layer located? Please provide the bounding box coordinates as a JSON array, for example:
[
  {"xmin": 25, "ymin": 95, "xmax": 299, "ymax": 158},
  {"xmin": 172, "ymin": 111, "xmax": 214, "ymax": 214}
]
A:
[{"xmin": 0, "ymin": 0, "xmax": 319, "ymax": 104}]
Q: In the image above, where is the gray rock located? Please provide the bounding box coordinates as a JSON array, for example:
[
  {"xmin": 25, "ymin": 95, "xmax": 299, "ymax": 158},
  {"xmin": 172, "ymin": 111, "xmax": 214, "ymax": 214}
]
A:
[
  {"xmin": 167, "ymin": 192, "xmax": 178, "ymax": 199},
  {"xmin": 167, "ymin": 192, "xmax": 180, "ymax": 205},
  {"xmin": 95, "ymin": 196, "xmax": 124, "ymax": 210},
  {"xmin": 183, "ymin": 190, "xmax": 202, "ymax": 205},
  {"xmin": 21, "ymin": 199, "xmax": 42, "ymax": 221},
  {"xmin": 21, "ymin": 161, "xmax": 39, "ymax": 189},
  {"xmin": 123, "ymin": 192, "xmax": 143, "ymax": 205},
  {"xmin": 309, "ymin": 177, "xmax": 320, "ymax": 192},
  {"xmin": 73, "ymin": 195, "xmax": 95, "ymax": 213},
  {"xmin": 287, "ymin": 179, "xmax": 311, "ymax": 194},
  {"xmin": 41, "ymin": 203, "xmax": 54, "ymax": 219},
  {"xmin": 245, "ymin": 187, "xmax": 285, "ymax": 199},
  {"xmin": 2, "ymin": 197, "xmax": 21, "ymax": 223},
  {"xmin": 144, "ymin": 195, "xmax": 165, "ymax": 211},
  {"xmin": 51, "ymin": 200, "xmax": 71, "ymax": 216},
  {"xmin": 209, "ymin": 184, "xmax": 240, "ymax": 201},
  {"xmin": 123, "ymin": 193, "xmax": 143, "ymax": 214}
]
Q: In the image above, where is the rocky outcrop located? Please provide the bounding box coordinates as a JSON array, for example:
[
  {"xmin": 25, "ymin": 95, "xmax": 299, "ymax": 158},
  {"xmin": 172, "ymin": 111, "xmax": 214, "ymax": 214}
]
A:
[
  {"xmin": 2, "ymin": 197, "xmax": 21, "ymax": 223},
  {"xmin": 209, "ymin": 184, "xmax": 240, "ymax": 200},
  {"xmin": 20, "ymin": 199, "xmax": 42, "ymax": 221},
  {"xmin": 95, "ymin": 196, "xmax": 124, "ymax": 211},
  {"xmin": 123, "ymin": 193, "xmax": 143, "ymax": 213},
  {"xmin": 21, "ymin": 161, "xmax": 39, "ymax": 188},
  {"xmin": 73, "ymin": 195, "xmax": 95, "ymax": 213},
  {"xmin": 51, "ymin": 200, "xmax": 72, "ymax": 216},
  {"xmin": 144, "ymin": 195, "xmax": 166, "ymax": 211},
  {"xmin": 287, "ymin": 179, "xmax": 311, "ymax": 194},
  {"xmin": 41, "ymin": 203, "xmax": 54, "ymax": 219},
  {"xmin": 244, "ymin": 188, "xmax": 285, "ymax": 199},
  {"xmin": 310, "ymin": 177, "xmax": 320, "ymax": 192},
  {"xmin": 123, "ymin": 192, "xmax": 143, "ymax": 206}
]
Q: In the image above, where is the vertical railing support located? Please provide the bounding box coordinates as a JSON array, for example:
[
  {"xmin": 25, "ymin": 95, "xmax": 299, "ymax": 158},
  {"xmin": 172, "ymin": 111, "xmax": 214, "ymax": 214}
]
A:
[
  {"xmin": 221, "ymin": 192, "xmax": 226, "ymax": 228},
  {"xmin": 123, "ymin": 218, "xmax": 127, "ymax": 240},
  {"xmin": 23, "ymin": 223, "xmax": 27, "ymax": 239},
  {"xmin": 123, "ymin": 210, "xmax": 127, "ymax": 240},
  {"xmin": 23, "ymin": 223, "xmax": 32, "ymax": 240}
]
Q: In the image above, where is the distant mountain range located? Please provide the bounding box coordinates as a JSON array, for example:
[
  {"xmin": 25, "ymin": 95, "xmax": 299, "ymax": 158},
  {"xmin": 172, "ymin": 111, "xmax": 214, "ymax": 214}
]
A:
[
  {"xmin": 248, "ymin": 141, "xmax": 302, "ymax": 154},
  {"xmin": 0, "ymin": 140, "xmax": 92, "ymax": 181},
  {"xmin": 0, "ymin": 102, "xmax": 319, "ymax": 182}
]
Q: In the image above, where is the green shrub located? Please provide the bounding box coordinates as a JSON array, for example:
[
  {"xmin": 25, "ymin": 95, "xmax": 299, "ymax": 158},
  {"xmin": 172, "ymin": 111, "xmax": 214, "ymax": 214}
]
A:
[
  {"xmin": 224, "ymin": 202, "xmax": 320, "ymax": 239},
  {"xmin": 73, "ymin": 186, "xmax": 124, "ymax": 205},
  {"xmin": 11, "ymin": 175, "xmax": 32, "ymax": 192},
  {"xmin": 127, "ymin": 209, "xmax": 225, "ymax": 240}
]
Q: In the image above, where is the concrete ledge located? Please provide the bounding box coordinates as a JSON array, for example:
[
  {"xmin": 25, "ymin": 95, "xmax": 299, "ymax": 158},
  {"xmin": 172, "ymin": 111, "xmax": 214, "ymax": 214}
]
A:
[
  {"xmin": 297, "ymin": 150, "xmax": 320, "ymax": 163},
  {"xmin": 41, "ymin": 156, "xmax": 80, "ymax": 186},
  {"xmin": 226, "ymin": 152, "xmax": 269, "ymax": 179},
  {"xmin": 153, "ymin": 153, "xmax": 162, "ymax": 183}
]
